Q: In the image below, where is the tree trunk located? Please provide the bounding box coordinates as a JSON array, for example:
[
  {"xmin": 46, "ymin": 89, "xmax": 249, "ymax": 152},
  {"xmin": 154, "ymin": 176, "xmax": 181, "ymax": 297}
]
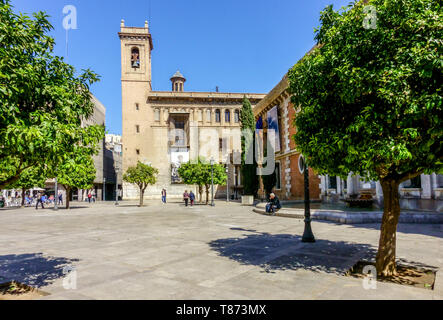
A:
[
  {"xmin": 198, "ymin": 185, "xmax": 203, "ymax": 204},
  {"xmin": 139, "ymin": 187, "xmax": 144, "ymax": 207},
  {"xmin": 376, "ymin": 179, "xmax": 401, "ymax": 277},
  {"xmin": 65, "ymin": 186, "xmax": 71, "ymax": 209},
  {"xmin": 205, "ymin": 184, "xmax": 209, "ymax": 205},
  {"xmin": 21, "ymin": 189, "xmax": 25, "ymax": 208}
]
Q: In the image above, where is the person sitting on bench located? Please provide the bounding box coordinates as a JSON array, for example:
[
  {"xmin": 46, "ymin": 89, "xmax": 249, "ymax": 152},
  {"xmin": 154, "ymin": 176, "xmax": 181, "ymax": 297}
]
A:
[{"xmin": 266, "ymin": 193, "xmax": 281, "ymax": 215}]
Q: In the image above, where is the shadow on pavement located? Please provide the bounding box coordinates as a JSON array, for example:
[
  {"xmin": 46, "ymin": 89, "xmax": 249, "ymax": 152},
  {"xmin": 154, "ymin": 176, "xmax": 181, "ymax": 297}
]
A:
[
  {"xmin": 0, "ymin": 253, "xmax": 79, "ymax": 288},
  {"xmin": 209, "ymin": 231, "xmax": 377, "ymax": 275},
  {"xmin": 344, "ymin": 223, "xmax": 443, "ymax": 239}
]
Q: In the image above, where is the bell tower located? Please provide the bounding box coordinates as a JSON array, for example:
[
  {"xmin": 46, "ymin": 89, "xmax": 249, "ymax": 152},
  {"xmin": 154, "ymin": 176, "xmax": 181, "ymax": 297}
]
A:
[
  {"xmin": 119, "ymin": 20, "xmax": 154, "ymax": 199},
  {"xmin": 119, "ymin": 20, "xmax": 153, "ymax": 85}
]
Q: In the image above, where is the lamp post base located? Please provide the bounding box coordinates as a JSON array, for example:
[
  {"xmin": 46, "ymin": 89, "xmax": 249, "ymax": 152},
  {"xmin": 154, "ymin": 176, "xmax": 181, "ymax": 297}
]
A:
[{"xmin": 302, "ymin": 219, "xmax": 316, "ymax": 243}]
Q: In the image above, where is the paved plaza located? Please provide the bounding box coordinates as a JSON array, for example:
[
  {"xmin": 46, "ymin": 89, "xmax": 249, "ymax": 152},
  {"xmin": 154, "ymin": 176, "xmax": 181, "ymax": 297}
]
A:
[{"xmin": 0, "ymin": 201, "xmax": 442, "ymax": 300}]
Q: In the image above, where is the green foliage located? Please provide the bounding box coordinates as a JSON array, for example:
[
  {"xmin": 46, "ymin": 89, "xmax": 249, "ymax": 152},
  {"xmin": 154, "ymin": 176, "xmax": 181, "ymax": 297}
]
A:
[
  {"xmin": 123, "ymin": 162, "xmax": 158, "ymax": 189},
  {"xmin": 5, "ymin": 166, "xmax": 46, "ymax": 191},
  {"xmin": 123, "ymin": 161, "xmax": 158, "ymax": 206},
  {"xmin": 177, "ymin": 159, "xmax": 206, "ymax": 186},
  {"xmin": 288, "ymin": 0, "xmax": 442, "ymax": 183},
  {"xmin": 57, "ymin": 148, "xmax": 97, "ymax": 192},
  {"xmin": 0, "ymin": 0, "xmax": 104, "ymax": 188},
  {"xmin": 288, "ymin": 0, "xmax": 442, "ymax": 276},
  {"xmin": 178, "ymin": 158, "xmax": 227, "ymax": 203},
  {"xmin": 240, "ymin": 97, "xmax": 259, "ymax": 196}
]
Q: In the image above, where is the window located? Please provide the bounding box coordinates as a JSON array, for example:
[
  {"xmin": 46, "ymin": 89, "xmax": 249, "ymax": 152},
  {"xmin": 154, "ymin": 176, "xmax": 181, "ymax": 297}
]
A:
[
  {"xmin": 219, "ymin": 138, "xmax": 223, "ymax": 151},
  {"xmin": 180, "ymin": 83, "xmax": 183, "ymax": 91},
  {"xmin": 136, "ymin": 149, "xmax": 140, "ymax": 155},
  {"xmin": 215, "ymin": 109, "xmax": 221, "ymax": 123},
  {"xmin": 329, "ymin": 176, "xmax": 337, "ymax": 189},
  {"xmin": 136, "ymin": 125, "xmax": 140, "ymax": 133},
  {"xmin": 174, "ymin": 121, "xmax": 186, "ymax": 146},
  {"xmin": 275, "ymin": 162, "xmax": 281, "ymax": 190},
  {"xmin": 206, "ymin": 110, "xmax": 211, "ymax": 122},
  {"xmin": 234, "ymin": 110, "xmax": 240, "ymax": 123},
  {"xmin": 131, "ymin": 48, "xmax": 140, "ymax": 68},
  {"xmin": 225, "ymin": 109, "xmax": 230, "ymax": 123},
  {"xmin": 154, "ymin": 109, "xmax": 160, "ymax": 121},
  {"xmin": 175, "ymin": 83, "xmax": 178, "ymax": 91},
  {"xmin": 135, "ymin": 103, "xmax": 139, "ymax": 111}
]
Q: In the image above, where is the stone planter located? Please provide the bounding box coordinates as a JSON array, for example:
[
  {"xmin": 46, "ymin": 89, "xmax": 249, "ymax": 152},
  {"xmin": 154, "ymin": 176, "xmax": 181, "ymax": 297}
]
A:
[{"xmin": 241, "ymin": 195, "xmax": 254, "ymax": 206}]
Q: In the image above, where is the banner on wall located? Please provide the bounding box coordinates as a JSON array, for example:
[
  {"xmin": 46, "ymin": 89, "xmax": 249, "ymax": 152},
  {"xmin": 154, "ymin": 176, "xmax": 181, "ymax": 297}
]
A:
[
  {"xmin": 171, "ymin": 149, "xmax": 189, "ymax": 184},
  {"xmin": 267, "ymin": 106, "xmax": 281, "ymax": 153},
  {"xmin": 255, "ymin": 116, "xmax": 263, "ymax": 163}
]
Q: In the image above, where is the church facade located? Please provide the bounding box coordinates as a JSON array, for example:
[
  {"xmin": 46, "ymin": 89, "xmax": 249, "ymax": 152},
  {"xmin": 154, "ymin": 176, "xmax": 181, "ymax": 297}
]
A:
[{"xmin": 119, "ymin": 21, "xmax": 265, "ymax": 199}]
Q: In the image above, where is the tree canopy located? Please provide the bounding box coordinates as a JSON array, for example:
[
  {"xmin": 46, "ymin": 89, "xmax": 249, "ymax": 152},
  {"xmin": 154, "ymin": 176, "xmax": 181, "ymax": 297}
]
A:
[
  {"xmin": 56, "ymin": 147, "xmax": 98, "ymax": 209},
  {"xmin": 240, "ymin": 97, "xmax": 259, "ymax": 196},
  {"xmin": 288, "ymin": 0, "xmax": 442, "ymax": 276},
  {"xmin": 5, "ymin": 166, "xmax": 46, "ymax": 207},
  {"xmin": 0, "ymin": 0, "xmax": 104, "ymax": 189},
  {"xmin": 123, "ymin": 162, "xmax": 158, "ymax": 206},
  {"xmin": 178, "ymin": 158, "xmax": 227, "ymax": 204}
]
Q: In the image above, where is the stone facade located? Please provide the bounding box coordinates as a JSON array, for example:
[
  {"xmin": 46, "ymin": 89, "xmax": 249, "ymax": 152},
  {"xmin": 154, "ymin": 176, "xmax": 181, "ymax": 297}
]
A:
[
  {"xmin": 119, "ymin": 21, "xmax": 266, "ymax": 200},
  {"xmin": 253, "ymin": 74, "xmax": 321, "ymax": 201}
]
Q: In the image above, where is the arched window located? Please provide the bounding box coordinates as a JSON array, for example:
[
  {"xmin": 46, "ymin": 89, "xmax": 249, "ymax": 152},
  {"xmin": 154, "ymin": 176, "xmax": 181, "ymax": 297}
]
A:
[
  {"xmin": 225, "ymin": 110, "xmax": 230, "ymax": 123},
  {"xmin": 154, "ymin": 109, "xmax": 160, "ymax": 121},
  {"xmin": 131, "ymin": 48, "xmax": 140, "ymax": 68},
  {"xmin": 215, "ymin": 109, "xmax": 221, "ymax": 123},
  {"xmin": 234, "ymin": 110, "xmax": 240, "ymax": 123},
  {"xmin": 206, "ymin": 110, "xmax": 211, "ymax": 122},
  {"xmin": 175, "ymin": 83, "xmax": 179, "ymax": 91}
]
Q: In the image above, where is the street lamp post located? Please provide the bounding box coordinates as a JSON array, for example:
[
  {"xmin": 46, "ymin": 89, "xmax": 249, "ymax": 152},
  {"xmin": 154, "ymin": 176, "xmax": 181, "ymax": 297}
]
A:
[
  {"xmin": 114, "ymin": 163, "xmax": 120, "ymax": 206},
  {"xmin": 226, "ymin": 166, "xmax": 229, "ymax": 202},
  {"xmin": 210, "ymin": 158, "xmax": 215, "ymax": 207},
  {"xmin": 299, "ymin": 156, "xmax": 315, "ymax": 243},
  {"xmin": 54, "ymin": 177, "xmax": 58, "ymax": 211},
  {"xmin": 103, "ymin": 177, "xmax": 106, "ymax": 201}
]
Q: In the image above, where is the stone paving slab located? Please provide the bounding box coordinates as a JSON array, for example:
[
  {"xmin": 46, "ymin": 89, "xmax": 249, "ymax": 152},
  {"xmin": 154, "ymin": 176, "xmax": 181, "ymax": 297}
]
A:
[
  {"xmin": 0, "ymin": 200, "xmax": 442, "ymax": 299},
  {"xmin": 254, "ymin": 203, "xmax": 443, "ymax": 224}
]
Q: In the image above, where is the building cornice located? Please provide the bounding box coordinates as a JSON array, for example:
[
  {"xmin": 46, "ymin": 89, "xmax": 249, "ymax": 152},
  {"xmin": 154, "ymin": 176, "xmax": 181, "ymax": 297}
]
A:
[
  {"xmin": 118, "ymin": 32, "xmax": 153, "ymax": 51},
  {"xmin": 148, "ymin": 91, "xmax": 266, "ymax": 103}
]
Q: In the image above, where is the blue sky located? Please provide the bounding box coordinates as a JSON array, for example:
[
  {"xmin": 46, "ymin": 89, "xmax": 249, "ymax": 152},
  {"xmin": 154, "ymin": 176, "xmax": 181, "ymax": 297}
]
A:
[{"xmin": 11, "ymin": 0, "xmax": 351, "ymax": 135}]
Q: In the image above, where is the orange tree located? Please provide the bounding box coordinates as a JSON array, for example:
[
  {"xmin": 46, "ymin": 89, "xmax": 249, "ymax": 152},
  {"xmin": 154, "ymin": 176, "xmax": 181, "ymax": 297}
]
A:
[
  {"xmin": 0, "ymin": 0, "xmax": 103, "ymax": 189},
  {"xmin": 123, "ymin": 162, "xmax": 158, "ymax": 207},
  {"xmin": 288, "ymin": 0, "xmax": 442, "ymax": 276}
]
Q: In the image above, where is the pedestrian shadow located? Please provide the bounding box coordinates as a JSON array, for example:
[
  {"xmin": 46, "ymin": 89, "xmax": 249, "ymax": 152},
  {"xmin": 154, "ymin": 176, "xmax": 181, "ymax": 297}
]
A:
[
  {"xmin": 0, "ymin": 253, "xmax": 79, "ymax": 288},
  {"xmin": 209, "ymin": 232, "xmax": 377, "ymax": 275}
]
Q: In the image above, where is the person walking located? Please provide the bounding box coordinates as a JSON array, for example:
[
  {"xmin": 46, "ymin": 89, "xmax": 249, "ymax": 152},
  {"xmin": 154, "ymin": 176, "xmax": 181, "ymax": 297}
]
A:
[
  {"xmin": 58, "ymin": 191, "xmax": 63, "ymax": 205},
  {"xmin": 87, "ymin": 190, "xmax": 92, "ymax": 203},
  {"xmin": 183, "ymin": 190, "xmax": 189, "ymax": 207},
  {"xmin": 161, "ymin": 189, "xmax": 167, "ymax": 204},
  {"xmin": 189, "ymin": 191, "xmax": 195, "ymax": 207},
  {"xmin": 35, "ymin": 192, "xmax": 44, "ymax": 210}
]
